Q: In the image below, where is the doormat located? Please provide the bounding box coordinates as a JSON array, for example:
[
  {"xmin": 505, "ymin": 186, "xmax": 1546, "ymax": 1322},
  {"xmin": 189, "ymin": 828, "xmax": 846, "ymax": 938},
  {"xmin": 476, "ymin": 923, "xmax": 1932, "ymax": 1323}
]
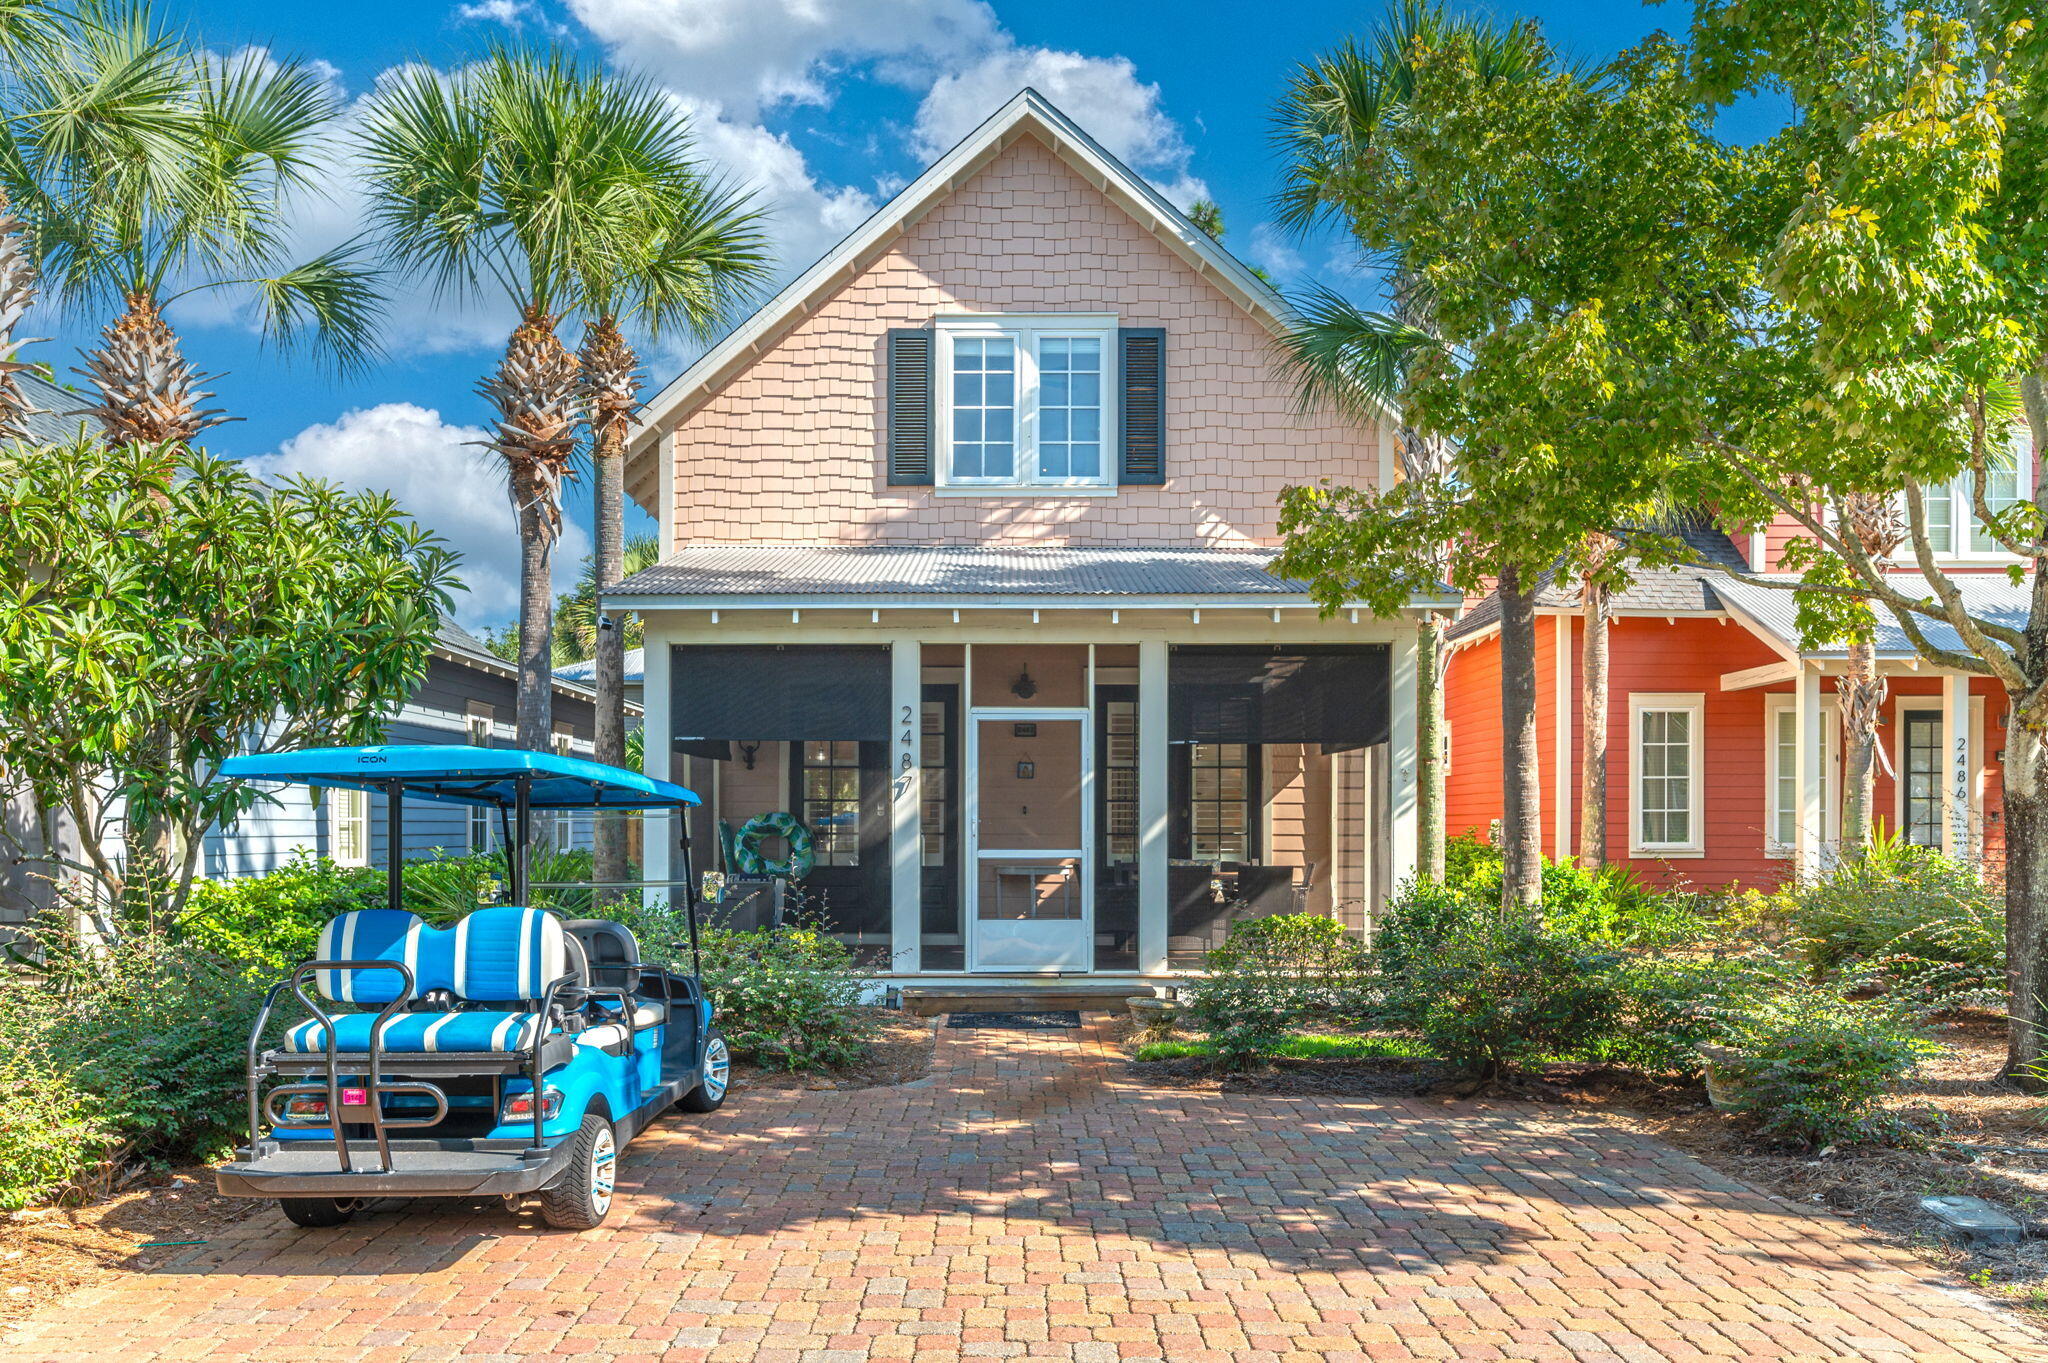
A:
[{"xmin": 946, "ymin": 1011, "xmax": 1082, "ymax": 1030}]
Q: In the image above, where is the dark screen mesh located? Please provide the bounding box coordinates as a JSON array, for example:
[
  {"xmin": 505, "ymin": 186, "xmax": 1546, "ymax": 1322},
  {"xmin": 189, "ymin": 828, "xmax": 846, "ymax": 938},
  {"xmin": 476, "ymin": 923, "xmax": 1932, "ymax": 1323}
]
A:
[
  {"xmin": 1167, "ymin": 646, "xmax": 1390, "ymax": 752},
  {"xmin": 671, "ymin": 645, "xmax": 890, "ymax": 744}
]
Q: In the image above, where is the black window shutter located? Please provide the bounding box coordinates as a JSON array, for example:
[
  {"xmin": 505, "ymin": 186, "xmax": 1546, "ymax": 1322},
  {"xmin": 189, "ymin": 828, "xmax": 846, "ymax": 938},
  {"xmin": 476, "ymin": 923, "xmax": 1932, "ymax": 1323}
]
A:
[
  {"xmin": 1119, "ymin": 326, "xmax": 1165, "ymax": 485},
  {"xmin": 886, "ymin": 328, "xmax": 934, "ymax": 485}
]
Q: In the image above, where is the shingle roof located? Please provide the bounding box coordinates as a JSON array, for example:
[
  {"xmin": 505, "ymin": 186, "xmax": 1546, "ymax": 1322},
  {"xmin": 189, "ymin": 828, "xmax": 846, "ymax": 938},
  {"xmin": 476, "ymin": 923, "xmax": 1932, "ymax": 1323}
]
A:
[
  {"xmin": 1448, "ymin": 516, "xmax": 1750, "ymax": 641},
  {"xmin": 608, "ymin": 544, "xmax": 1330, "ymax": 601},
  {"xmin": 10, "ymin": 372, "xmax": 94, "ymax": 446}
]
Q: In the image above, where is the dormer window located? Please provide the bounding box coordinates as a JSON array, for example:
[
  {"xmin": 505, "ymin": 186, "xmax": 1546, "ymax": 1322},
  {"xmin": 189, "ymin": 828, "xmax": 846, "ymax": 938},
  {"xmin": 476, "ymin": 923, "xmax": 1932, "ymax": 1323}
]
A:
[
  {"xmin": 1914, "ymin": 431, "xmax": 2029, "ymax": 559},
  {"xmin": 935, "ymin": 315, "xmax": 1117, "ymax": 490}
]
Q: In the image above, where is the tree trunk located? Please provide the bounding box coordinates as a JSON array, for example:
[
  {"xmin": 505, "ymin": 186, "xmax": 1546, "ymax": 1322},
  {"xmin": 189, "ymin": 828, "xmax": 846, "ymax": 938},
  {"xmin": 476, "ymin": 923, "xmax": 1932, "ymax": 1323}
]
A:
[
  {"xmin": 580, "ymin": 316, "xmax": 641, "ymax": 905},
  {"xmin": 1838, "ymin": 637, "xmax": 1883, "ymax": 860},
  {"xmin": 514, "ymin": 466, "xmax": 554, "ymax": 752},
  {"xmin": 1497, "ymin": 563, "xmax": 1543, "ymax": 911},
  {"xmin": 1578, "ymin": 577, "xmax": 1608, "ymax": 868},
  {"xmin": 2004, "ymin": 705, "xmax": 2048, "ymax": 1087},
  {"xmin": 76, "ymin": 291, "xmax": 222, "ymax": 450},
  {"xmin": 0, "ymin": 191, "xmax": 45, "ymax": 440},
  {"xmin": 1417, "ymin": 611, "xmax": 1448, "ymax": 882}
]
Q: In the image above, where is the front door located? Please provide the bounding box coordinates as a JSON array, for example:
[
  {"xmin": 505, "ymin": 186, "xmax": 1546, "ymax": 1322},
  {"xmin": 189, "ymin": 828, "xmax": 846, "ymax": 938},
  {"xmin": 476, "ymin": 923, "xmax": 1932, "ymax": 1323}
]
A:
[{"xmin": 967, "ymin": 710, "xmax": 1092, "ymax": 972}]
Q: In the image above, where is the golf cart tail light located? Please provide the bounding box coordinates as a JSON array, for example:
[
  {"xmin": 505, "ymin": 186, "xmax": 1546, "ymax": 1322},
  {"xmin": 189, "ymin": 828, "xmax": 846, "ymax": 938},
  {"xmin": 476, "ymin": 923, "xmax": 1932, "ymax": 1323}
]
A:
[
  {"xmin": 341, "ymin": 1088, "xmax": 370, "ymax": 1107},
  {"xmin": 503, "ymin": 1088, "xmax": 564, "ymax": 1121},
  {"xmin": 283, "ymin": 1095, "xmax": 328, "ymax": 1120}
]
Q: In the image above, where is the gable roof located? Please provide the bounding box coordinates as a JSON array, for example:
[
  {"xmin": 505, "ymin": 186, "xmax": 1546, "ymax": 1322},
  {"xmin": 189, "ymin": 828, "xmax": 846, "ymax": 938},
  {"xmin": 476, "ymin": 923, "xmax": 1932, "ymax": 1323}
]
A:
[
  {"xmin": 11, "ymin": 371, "xmax": 94, "ymax": 446},
  {"xmin": 626, "ymin": 88, "xmax": 1367, "ymax": 465},
  {"xmin": 1447, "ymin": 515, "xmax": 1750, "ymax": 642}
]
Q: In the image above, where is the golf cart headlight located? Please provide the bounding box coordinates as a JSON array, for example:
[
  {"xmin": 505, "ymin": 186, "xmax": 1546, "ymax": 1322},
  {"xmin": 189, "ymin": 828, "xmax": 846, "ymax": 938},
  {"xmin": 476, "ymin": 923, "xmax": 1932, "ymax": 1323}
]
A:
[
  {"xmin": 502, "ymin": 1088, "xmax": 564, "ymax": 1121},
  {"xmin": 282, "ymin": 1094, "xmax": 328, "ymax": 1121}
]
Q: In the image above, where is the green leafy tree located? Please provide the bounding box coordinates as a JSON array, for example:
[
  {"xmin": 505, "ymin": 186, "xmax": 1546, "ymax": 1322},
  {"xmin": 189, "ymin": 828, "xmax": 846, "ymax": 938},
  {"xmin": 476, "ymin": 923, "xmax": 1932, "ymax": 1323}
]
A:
[
  {"xmin": 0, "ymin": 437, "xmax": 459, "ymax": 925},
  {"xmin": 360, "ymin": 47, "xmax": 765, "ymax": 767},
  {"xmin": 1272, "ymin": 6, "xmax": 1740, "ymax": 904},
  {"xmin": 1, "ymin": 1, "xmax": 378, "ymax": 446},
  {"xmin": 1673, "ymin": 0, "xmax": 2048, "ymax": 1075}
]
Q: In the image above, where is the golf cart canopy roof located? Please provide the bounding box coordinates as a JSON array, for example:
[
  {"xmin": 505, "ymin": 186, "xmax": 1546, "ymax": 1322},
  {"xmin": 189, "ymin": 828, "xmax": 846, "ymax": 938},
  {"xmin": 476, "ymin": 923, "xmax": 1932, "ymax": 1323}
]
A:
[{"xmin": 219, "ymin": 745, "xmax": 702, "ymax": 810}]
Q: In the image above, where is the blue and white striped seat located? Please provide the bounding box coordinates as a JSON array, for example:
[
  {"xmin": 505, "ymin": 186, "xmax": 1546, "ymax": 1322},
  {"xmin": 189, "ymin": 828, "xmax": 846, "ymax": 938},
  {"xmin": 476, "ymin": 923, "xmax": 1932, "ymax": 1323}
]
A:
[{"xmin": 282, "ymin": 906, "xmax": 576, "ymax": 1055}]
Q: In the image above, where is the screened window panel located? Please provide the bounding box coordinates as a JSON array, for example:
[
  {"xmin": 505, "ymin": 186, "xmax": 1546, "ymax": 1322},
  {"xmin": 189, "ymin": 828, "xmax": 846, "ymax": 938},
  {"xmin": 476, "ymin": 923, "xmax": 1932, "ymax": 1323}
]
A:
[
  {"xmin": 1169, "ymin": 647, "xmax": 1390, "ymax": 750},
  {"xmin": 672, "ymin": 646, "xmax": 889, "ymax": 743}
]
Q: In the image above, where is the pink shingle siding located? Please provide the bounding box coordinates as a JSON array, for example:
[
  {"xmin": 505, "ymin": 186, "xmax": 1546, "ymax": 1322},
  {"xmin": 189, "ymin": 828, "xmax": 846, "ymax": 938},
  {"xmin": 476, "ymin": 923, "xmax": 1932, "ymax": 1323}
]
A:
[{"xmin": 661, "ymin": 133, "xmax": 1380, "ymax": 548}]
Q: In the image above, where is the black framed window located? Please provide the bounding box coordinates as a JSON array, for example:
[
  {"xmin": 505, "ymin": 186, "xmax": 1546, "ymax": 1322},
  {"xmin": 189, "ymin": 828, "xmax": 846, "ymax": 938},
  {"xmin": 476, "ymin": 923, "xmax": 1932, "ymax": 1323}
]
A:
[
  {"xmin": 800, "ymin": 740, "xmax": 863, "ymax": 866},
  {"xmin": 1903, "ymin": 711, "xmax": 1942, "ymax": 847},
  {"xmin": 1102, "ymin": 697, "xmax": 1138, "ymax": 863},
  {"xmin": 1188, "ymin": 742, "xmax": 1254, "ymax": 863}
]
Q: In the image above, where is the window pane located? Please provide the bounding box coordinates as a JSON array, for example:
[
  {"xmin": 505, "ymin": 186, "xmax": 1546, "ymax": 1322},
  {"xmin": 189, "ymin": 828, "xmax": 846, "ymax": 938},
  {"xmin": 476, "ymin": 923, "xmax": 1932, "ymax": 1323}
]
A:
[
  {"xmin": 1926, "ymin": 480, "xmax": 1954, "ymax": 553},
  {"xmin": 1972, "ymin": 448, "xmax": 2021, "ymax": 553},
  {"xmin": 1035, "ymin": 334, "xmax": 1104, "ymax": 483},
  {"xmin": 950, "ymin": 335, "xmax": 1018, "ymax": 482}
]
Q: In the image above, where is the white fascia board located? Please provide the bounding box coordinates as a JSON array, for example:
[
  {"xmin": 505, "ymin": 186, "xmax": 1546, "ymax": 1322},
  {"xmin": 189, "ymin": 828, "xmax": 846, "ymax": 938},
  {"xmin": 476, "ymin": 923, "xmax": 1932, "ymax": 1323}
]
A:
[
  {"xmin": 602, "ymin": 590, "xmax": 1459, "ymax": 615},
  {"xmin": 626, "ymin": 89, "xmax": 1389, "ymax": 462}
]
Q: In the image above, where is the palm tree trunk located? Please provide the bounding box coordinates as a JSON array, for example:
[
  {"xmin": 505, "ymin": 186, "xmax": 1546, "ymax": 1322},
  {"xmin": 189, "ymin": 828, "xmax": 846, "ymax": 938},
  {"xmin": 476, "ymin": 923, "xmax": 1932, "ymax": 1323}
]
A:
[
  {"xmin": 1498, "ymin": 563, "xmax": 1543, "ymax": 911},
  {"xmin": 580, "ymin": 316, "xmax": 639, "ymax": 901},
  {"xmin": 482, "ymin": 305, "xmax": 580, "ymax": 754},
  {"xmin": 0, "ymin": 192, "xmax": 46, "ymax": 440},
  {"xmin": 1579, "ymin": 577, "xmax": 1609, "ymax": 868},
  {"xmin": 1838, "ymin": 637, "xmax": 1883, "ymax": 859},
  {"xmin": 514, "ymin": 466, "xmax": 554, "ymax": 751},
  {"xmin": 1417, "ymin": 611, "xmax": 1448, "ymax": 882},
  {"xmin": 76, "ymin": 290, "xmax": 223, "ymax": 449}
]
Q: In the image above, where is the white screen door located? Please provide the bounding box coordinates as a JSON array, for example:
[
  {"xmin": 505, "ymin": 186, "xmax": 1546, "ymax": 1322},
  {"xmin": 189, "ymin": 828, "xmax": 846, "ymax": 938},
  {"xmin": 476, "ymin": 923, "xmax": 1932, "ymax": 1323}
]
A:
[{"xmin": 967, "ymin": 711, "xmax": 1092, "ymax": 971}]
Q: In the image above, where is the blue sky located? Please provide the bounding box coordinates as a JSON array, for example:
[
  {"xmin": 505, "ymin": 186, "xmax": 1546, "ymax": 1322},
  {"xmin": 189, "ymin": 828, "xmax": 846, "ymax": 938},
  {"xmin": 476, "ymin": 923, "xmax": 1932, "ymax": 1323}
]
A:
[{"xmin": 32, "ymin": 0, "xmax": 1766, "ymax": 632}]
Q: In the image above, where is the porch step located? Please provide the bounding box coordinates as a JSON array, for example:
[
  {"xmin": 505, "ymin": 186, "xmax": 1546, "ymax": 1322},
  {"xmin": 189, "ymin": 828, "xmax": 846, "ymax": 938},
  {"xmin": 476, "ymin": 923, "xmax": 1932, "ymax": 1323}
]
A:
[{"xmin": 898, "ymin": 985, "xmax": 1149, "ymax": 1018}]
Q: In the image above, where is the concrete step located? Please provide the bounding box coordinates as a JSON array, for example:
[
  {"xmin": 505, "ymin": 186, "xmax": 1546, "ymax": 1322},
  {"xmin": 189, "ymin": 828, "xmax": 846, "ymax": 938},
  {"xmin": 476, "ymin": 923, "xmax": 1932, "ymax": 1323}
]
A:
[{"xmin": 898, "ymin": 985, "xmax": 1148, "ymax": 1018}]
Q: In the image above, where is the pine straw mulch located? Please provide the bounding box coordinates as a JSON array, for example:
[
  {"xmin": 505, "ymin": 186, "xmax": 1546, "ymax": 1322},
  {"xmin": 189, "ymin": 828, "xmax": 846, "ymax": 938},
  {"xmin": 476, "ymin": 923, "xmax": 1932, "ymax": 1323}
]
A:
[
  {"xmin": 729, "ymin": 1009, "xmax": 939, "ymax": 1092},
  {"xmin": 1124, "ymin": 1011, "xmax": 2048, "ymax": 1315},
  {"xmin": 0, "ymin": 1167, "xmax": 263, "ymax": 1326}
]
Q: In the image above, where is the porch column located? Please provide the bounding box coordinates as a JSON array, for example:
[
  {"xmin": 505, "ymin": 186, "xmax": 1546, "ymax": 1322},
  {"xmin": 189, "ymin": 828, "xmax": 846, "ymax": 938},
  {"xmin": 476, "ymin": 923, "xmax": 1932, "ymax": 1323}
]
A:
[
  {"xmin": 889, "ymin": 638, "xmax": 922, "ymax": 972},
  {"xmin": 1389, "ymin": 628, "xmax": 1419, "ymax": 888},
  {"xmin": 1137, "ymin": 639, "xmax": 1169, "ymax": 975},
  {"xmin": 641, "ymin": 630, "xmax": 672, "ymax": 907},
  {"xmin": 1942, "ymin": 672, "xmax": 1971, "ymax": 858},
  {"xmin": 1794, "ymin": 662, "xmax": 1824, "ymax": 880}
]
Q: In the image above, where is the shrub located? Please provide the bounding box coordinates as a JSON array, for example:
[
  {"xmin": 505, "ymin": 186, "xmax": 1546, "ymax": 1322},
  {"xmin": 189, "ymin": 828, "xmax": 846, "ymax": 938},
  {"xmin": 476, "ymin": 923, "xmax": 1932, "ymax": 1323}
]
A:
[
  {"xmin": 0, "ymin": 924, "xmax": 275, "ymax": 1207},
  {"xmin": 1705, "ymin": 983, "xmax": 1933, "ymax": 1148},
  {"xmin": 626, "ymin": 903, "xmax": 877, "ymax": 1071},
  {"xmin": 1593, "ymin": 951, "xmax": 1792, "ymax": 1076},
  {"xmin": 1183, "ymin": 914, "xmax": 1372, "ymax": 1069},
  {"xmin": 1377, "ymin": 910, "xmax": 1624, "ymax": 1080},
  {"xmin": 1375, "ymin": 877, "xmax": 1487, "ymax": 979},
  {"xmin": 1788, "ymin": 843, "xmax": 2003, "ymax": 1007},
  {"xmin": 1457, "ymin": 856, "xmax": 1709, "ymax": 948},
  {"xmin": 179, "ymin": 854, "xmax": 380, "ymax": 974}
]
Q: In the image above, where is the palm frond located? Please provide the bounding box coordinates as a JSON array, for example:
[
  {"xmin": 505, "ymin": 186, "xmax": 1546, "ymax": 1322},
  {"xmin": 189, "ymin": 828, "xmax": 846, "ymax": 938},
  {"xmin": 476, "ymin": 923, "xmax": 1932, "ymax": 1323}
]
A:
[
  {"xmin": 238, "ymin": 241, "xmax": 384, "ymax": 376},
  {"xmin": 0, "ymin": 0, "xmax": 64, "ymax": 63},
  {"xmin": 1275, "ymin": 285, "xmax": 1436, "ymax": 422}
]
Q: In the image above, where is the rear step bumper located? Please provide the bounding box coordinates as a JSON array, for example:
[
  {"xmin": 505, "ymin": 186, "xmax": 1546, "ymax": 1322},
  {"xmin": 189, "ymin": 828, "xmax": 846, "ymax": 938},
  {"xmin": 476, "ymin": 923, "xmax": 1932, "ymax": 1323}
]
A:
[{"xmin": 216, "ymin": 1138, "xmax": 575, "ymax": 1198}]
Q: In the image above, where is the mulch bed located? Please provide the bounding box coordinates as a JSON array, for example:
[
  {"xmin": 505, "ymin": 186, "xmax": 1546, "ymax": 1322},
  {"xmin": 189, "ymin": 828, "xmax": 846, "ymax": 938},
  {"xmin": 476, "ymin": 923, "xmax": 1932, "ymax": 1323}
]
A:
[
  {"xmin": 1124, "ymin": 1011, "xmax": 2048, "ymax": 1315},
  {"xmin": 0, "ymin": 1168, "xmax": 262, "ymax": 1326},
  {"xmin": 729, "ymin": 1010, "xmax": 938, "ymax": 1092}
]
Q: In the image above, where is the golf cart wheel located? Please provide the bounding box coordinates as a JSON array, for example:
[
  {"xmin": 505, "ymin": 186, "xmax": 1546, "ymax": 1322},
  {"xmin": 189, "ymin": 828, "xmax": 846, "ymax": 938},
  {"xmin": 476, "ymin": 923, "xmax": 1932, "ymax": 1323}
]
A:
[
  {"xmin": 280, "ymin": 1197, "xmax": 354, "ymax": 1228},
  {"xmin": 538, "ymin": 1113, "xmax": 617, "ymax": 1230},
  {"xmin": 677, "ymin": 1029, "xmax": 730, "ymax": 1113}
]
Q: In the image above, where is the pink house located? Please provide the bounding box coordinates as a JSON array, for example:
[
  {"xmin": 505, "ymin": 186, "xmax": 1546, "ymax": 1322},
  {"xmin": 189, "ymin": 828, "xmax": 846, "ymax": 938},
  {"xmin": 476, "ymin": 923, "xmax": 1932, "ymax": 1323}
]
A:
[{"xmin": 609, "ymin": 91, "xmax": 1447, "ymax": 989}]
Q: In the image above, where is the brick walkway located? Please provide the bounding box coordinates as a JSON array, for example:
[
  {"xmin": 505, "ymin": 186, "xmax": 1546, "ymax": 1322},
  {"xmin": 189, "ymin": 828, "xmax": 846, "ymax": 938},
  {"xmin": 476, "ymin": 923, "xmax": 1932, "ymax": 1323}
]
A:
[{"xmin": 7, "ymin": 1014, "xmax": 2041, "ymax": 1362}]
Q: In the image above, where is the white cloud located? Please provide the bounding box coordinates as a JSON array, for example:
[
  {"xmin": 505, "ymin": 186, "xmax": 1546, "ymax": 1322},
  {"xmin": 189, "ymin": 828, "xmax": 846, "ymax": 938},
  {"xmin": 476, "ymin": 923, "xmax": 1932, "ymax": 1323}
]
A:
[
  {"xmin": 243, "ymin": 402, "xmax": 589, "ymax": 629},
  {"xmin": 564, "ymin": 0, "xmax": 998, "ymax": 119},
  {"xmin": 455, "ymin": 0, "xmax": 531, "ymax": 21},
  {"xmin": 913, "ymin": 46, "xmax": 1207, "ymax": 207},
  {"xmin": 1247, "ymin": 222, "xmax": 1306, "ymax": 281}
]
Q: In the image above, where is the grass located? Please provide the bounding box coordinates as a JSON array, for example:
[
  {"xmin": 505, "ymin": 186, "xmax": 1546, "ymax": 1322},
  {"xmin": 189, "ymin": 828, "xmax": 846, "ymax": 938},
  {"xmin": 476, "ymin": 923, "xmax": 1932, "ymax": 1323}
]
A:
[{"xmin": 1133, "ymin": 1033, "xmax": 1434, "ymax": 1063}]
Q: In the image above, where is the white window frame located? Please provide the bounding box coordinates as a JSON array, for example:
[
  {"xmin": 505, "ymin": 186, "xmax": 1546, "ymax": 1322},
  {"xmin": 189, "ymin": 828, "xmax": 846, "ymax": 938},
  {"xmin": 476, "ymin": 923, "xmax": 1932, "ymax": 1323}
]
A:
[
  {"xmin": 329, "ymin": 786, "xmax": 370, "ymax": 867},
  {"xmin": 1628, "ymin": 693, "xmax": 1706, "ymax": 857},
  {"xmin": 1763, "ymin": 695, "xmax": 1841, "ymax": 860},
  {"xmin": 465, "ymin": 699, "xmax": 495, "ymax": 747},
  {"xmin": 1893, "ymin": 696, "xmax": 1982, "ymax": 845},
  {"xmin": 1903, "ymin": 427, "xmax": 2032, "ymax": 564},
  {"xmin": 933, "ymin": 313, "xmax": 1118, "ymax": 494}
]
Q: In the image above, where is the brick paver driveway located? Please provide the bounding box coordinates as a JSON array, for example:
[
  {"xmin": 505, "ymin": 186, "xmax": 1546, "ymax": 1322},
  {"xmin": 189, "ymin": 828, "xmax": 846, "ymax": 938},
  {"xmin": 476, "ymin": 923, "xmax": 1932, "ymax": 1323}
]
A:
[{"xmin": 7, "ymin": 1015, "xmax": 2041, "ymax": 1362}]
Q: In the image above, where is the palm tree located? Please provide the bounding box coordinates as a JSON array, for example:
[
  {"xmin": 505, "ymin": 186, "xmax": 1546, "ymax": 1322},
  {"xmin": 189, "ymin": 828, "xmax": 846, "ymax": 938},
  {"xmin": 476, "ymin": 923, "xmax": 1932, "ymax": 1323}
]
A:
[
  {"xmin": 360, "ymin": 47, "xmax": 766, "ymax": 756},
  {"xmin": 1271, "ymin": 1, "xmax": 1541, "ymax": 887},
  {"xmin": 2, "ymin": 1, "xmax": 378, "ymax": 447},
  {"xmin": 0, "ymin": 0, "xmax": 64, "ymax": 437}
]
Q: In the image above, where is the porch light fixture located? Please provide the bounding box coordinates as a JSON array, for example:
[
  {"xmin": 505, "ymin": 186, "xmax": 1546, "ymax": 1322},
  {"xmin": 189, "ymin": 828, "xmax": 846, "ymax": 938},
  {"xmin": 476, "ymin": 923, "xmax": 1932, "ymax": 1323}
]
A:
[{"xmin": 1010, "ymin": 666, "xmax": 1038, "ymax": 700}]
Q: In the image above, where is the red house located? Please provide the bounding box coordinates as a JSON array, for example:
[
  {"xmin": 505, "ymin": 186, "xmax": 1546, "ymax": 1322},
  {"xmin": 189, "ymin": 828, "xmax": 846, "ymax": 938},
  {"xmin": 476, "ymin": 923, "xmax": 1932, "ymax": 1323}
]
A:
[{"xmin": 1442, "ymin": 490, "xmax": 2030, "ymax": 890}]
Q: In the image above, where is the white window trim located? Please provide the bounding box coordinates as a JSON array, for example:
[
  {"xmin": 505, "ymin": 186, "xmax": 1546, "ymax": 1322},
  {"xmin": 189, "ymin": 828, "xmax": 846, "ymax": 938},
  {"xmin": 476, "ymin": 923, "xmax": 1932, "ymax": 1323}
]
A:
[
  {"xmin": 328, "ymin": 787, "xmax": 370, "ymax": 868},
  {"xmin": 465, "ymin": 699, "xmax": 497, "ymax": 747},
  {"xmin": 1763, "ymin": 695, "xmax": 1841, "ymax": 860},
  {"xmin": 934, "ymin": 313, "xmax": 1118, "ymax": 493},
  {"xmin": 1901, "ymin": 428, "xmax": 2031, "ymax": 565},
  {"xmin": 1893, "ymin": 696, "xmax": 1983, "ymax": 843},
  {"xmin": 1628, "ymin": 693, "xmax": 1706, "ymax": 858}
]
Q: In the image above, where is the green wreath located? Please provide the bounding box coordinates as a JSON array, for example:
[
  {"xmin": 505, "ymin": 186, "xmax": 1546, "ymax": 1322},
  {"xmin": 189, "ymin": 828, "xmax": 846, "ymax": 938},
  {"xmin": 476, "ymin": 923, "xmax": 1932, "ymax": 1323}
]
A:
[{"xmin": 733, "ymin": 811, "xmax": 815, "ymax": 879}]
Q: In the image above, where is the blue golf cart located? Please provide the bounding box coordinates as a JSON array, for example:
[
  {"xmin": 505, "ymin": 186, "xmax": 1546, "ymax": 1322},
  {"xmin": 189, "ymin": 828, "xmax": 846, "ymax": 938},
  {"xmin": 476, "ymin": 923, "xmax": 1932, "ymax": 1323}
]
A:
[{"xmin": 211, "ymin": 745, "xmax": 725, "ymax": 1231}]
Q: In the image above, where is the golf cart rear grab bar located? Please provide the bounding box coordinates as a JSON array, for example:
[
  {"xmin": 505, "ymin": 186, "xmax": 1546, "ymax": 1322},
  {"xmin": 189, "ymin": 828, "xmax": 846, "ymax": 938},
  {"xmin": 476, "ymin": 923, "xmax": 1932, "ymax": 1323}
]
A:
[{"xmin": 285, "ymin": 959, "xmax": 417, "ymax": 1176}]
